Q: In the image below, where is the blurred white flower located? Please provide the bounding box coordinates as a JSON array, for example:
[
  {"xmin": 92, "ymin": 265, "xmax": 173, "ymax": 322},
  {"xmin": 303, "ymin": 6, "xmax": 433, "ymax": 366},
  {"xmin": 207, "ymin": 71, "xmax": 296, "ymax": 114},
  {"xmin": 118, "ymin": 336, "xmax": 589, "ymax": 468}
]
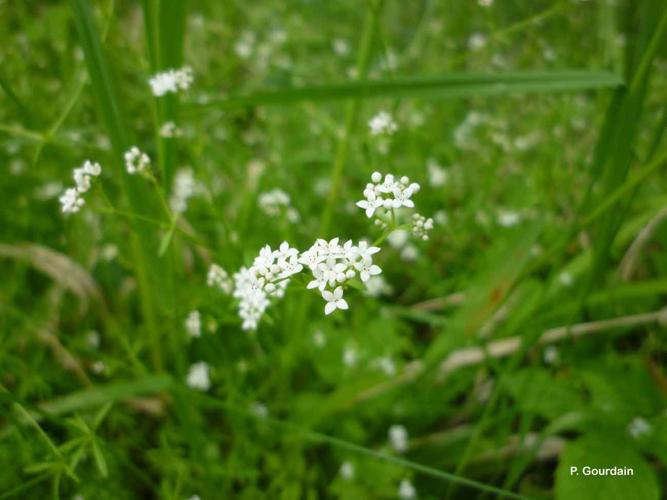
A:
[
  {"xmin": 332, "ymin": 38, "xmax": 349, "ymax": 55},
  {"xmin": 468, "ymin": 33, "xmax": 487, "ymax": 51},
  {"xmin": 340, "ymin": 461, "xmax": 355, "ymax": 480},
  {"xmin": 185, "ymin": 310, "xmax": 201, "ymax": 338},
  {"xmin": 543, "ymin": 346, "xmax": 559, "ymax": 365},
  {"xmin": 258, "ymin": 188, "xmax": 296, "ymax": 218},
  {"xmin": 186, "ymin": 362, "xmax": 210, "ymax": 391},
  {"xmin": 343, "ymin": 346, "xmax": 358, "ymax": 367},
  {"xmin": 388, "ymin": 229, "xmax": 410, "ymax": 249},
  {"xmin": 628, "ymin": 417, "xmax": 651, "ymax": 439},
  {"xmin": 87, "ymin": 330, "xmax": 100, "ymax": 350},
  {"xmin": 497, "ymin": 209, "xmax": 521, "ymax": 227},
  {"xmin": 368, "ymin": 111, "xmax": 398, "ymax": 136},
  {"xmin": 389, "ymin": 424, "xmax": 409, "ymax": 453},
  {"xmin": 376, "ymin": 356, "xmax": 396, "ymax": 375},
  {"xmin": 427, "ymin": 161, "xmax": 449, "ymax": 187},
  {"xmin": 91, "ymin": 360, "xmax": 106, "ymax": 375},
  {"xmin": 159, "ymin": 121, "xmax": 182, "ymax": 138},
  {"xmin": 478, "ymin": 0, "xmax": 493, "ymax": 6},
  {"xmin": 207, "ymin": 264, "xmax": 232, "ymax": 293},
  {"xmin": 250, "ymin": 401, "xmax": 269, "ymax": 418},
  {"xmin": 398, "ymin": 479, "xmax": 417, "ymax": 499},
  {"xmin": 235, "ymin": 31, "xmax": 256, "ymax": 59},
  {"xmin": 170, "ymin": 168, "xmax": 200, "ymax": 213},
  {"xmin": 60, "ymin": 188, "xmax": 85, "ymax": 214},
  {"xmin": 124, "ymin": 146, "xmax": 150, "ymax": 175},
  {"xmin": 149, "ymin": 66, "xmax": 193, "ymax": 96},
  {"xmin": 558, "ymin": 272, "xmax": 574, "ymax": 287},
  {"xmin": 364, "ymin": 275, "xmax": 392, "ymax": 298},
  {"xmin": 400, "ymin": 245, "xmax": 419, "ymax": 262}
]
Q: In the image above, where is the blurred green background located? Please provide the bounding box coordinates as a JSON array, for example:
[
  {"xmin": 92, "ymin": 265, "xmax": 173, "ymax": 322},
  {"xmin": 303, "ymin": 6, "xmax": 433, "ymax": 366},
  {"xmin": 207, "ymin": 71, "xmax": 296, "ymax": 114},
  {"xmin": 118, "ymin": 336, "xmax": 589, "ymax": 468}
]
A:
[{"xmin": 1, "ymin": 0, "xmax": 666, "ymax": 498}]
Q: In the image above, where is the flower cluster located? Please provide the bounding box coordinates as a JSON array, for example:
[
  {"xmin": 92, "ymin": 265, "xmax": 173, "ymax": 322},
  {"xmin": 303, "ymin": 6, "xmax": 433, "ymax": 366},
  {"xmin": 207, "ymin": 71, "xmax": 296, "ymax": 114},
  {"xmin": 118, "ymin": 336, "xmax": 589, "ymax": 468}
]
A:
[
  {"xmin": 357, "ymin": 172, "xmax": 420, "ymax": 218},
  {"xmin": 148, "ymin": 66, "xmax": 194, "ymax": 97},
  {"xmin": 185, "ymin": 310, "xmax": 201, "ymax": 338},
  {"xmin": 411, "ymin": 213, "xmax": 434, "ymax": 240},
  {"xmin": 213, "ymin": 171, "xmax": 434, "ymax": 331},
  {"xmin": 207, "ymin": 264, "xmax": 232, "ymax": 293},
  {"xmin": 124, "ymin": 146, "xmax": 151, "ymax": 175},
  {"xmin": 59, "ymin": 160, "xmax": 102, "ymax": 214},
  {"xmin": 368, "ymin": 111, "xmax": 398, "ymax": 136},
  {"xmin": 159, "ymin": 121, "xmax": 183, "ymax": 138},
  {"xmin": 231, "ymin": 242, "xmax": 302, "ymax": 330},
  {"xmin": 186, "ymin": 361, "xmax": 210, "ymax": 391},
  {"xmin": 300, "ymin": 238, "xmax": 381, "ymax": 315},
  {"xmin": 170, "ymin": 168, "xmax": 199, "ymax": 213},
  {"xmin": 257, "ymin": 188, "xmax": 299, "ymax": 222},
  {"xmin": 389, "ymin": 424, "xmax": 409, "ymax": 453}
]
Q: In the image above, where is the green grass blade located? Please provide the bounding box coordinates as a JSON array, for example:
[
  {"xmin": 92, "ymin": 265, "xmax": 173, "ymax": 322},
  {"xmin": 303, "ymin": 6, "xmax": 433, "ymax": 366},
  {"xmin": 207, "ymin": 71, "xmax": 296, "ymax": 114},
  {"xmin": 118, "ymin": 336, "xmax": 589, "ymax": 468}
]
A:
[
  {"xmin": 39, "ymin": 374, "xmax": 172, "ymax": 416},
  {"xmin": 195, "ymin": 70, "xmax": 623, "ymax": 109}
]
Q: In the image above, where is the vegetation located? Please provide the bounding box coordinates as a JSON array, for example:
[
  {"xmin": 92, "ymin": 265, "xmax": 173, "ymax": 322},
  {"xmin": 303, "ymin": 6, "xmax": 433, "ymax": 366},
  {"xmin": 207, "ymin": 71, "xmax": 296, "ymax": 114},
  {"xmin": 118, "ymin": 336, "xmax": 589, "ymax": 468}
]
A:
[{"xmin": 1, "ymin": 0, "xmax": 666, "ymax": 498}]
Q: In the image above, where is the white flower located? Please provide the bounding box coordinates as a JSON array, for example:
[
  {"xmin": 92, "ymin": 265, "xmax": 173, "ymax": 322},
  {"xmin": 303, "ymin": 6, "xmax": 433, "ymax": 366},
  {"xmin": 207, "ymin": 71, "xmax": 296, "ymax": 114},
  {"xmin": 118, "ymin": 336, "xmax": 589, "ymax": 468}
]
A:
[
  {"xmin": 355, "ymin": 190, "xmax": 382, "ymax": 218},
  {"xmin": 389, "ymin": 425, "xmax": 409, "ymax": 453},
  {"xmin": 60, "ymin": 160, "xmax": 102, "ymax": 214},
  {"xmin": 207, "ymin": 264, "xmax": 232, "ymax": 293},
  {"xmin": 478, "ymin": 0, "xmax": 493, "ymax": 6},
  {"xmin": 149, "ymin": 66, "xmax": 194, "ymax": 97},
  {"xmin": 231, "ymin": 242, "xmax": 303, "ymax": 330},
  {"xmin": 364, "ymin": 276, "xmax": 392, "ymax": 298},
  {"xmin": 543, "ymin": 346, "xmax": 559, "ymax": 365},
  {"xmin": 412, "ymin": 213, "xmax": 434, "ymax": 240},
  {"xmin": 343, "ymin": 346, "xmax": 358, "ymax": 367},
  {"xmin": 124, "ymin": 146, "xmax": 151, "ymax": 175},
  {"xmin": 398, "ymin": 479, "xmax": 417, "ymax": 499},
  {"xmin": 186, "ymin": 362, "xmax": 210, "ymax": 391},
  {"xmin": 388, "ymin": 229, "xmax": 410, "ymax": 249},
  {"xmin": 250, "ymin": 401, "xmax": 269, "ymax": 418},
  {"xmin": 376, "ymin": 356, "xmax": 396, "ymax": 375},
  {"xmin": 355, "ymin": 258, "xmax": 382, "ymax": 282},
  {"xmin": 427, "ymin": 161, "xmax": 448, "ymax": 187},
  {"xmin": 497, "ymin": 209, "xmax": 521, "ymax": 227},
  {"xmin": 351, "ymin": 241, "xmax": 380, "ymax": 262},
  {"xmin": 235, "ymin": 31, "xmax": 256, "ymax": 59},
  {"xmin": 170, "ymin": 168, "xmax": 199, "ymax": 213},
  {"xmin": 628, "ymin": 417, "xmax": 651, "ymax": 439},
  {"xmin": 400, "ymin": 245, "xmax": 419, "ymax": 262},
  {"xmin": 468, "ymin": 33, "xmax": 487, "ymax": 51},
  {"xmin": 322, "ymin": 286, "xmax": 348, "ymax": 315},
  {"xmin": 159, "ymin": 121, "xmax": 182, "ymax": 138},
  {"xmin": 185, "ymin": 310, "xmax": 201, "ymax": 338},
  {"xmin": 558, "ymin": 272, "xmax": 574, "ymax": 286},
  {"xmin": 59, "ymin": 187, "xmax": 85, "ymax": 214},
  {"xmin": 91, "ymin": 360, "xmax": 106, "ymax": 375},
  {"xmin": 356, "ymin": 172, "xmax": 420, "ymax": 218},
  {"xmin": 332, "ymin": 38, "xmax": 349, "ymax": 55},
  {"xmin": 340, "ymin": 461, "xmax": 355, "ymax": 480},
  {"xmin": 369, "ymin": 111, "xmax": 398, "ymax": 136},
  {"xmin": 258, "ymin": 189, "xmax": 297, "ymax": 219},
  {"xmin": 86, "ymin": 330, "xmax": 100, "ymax": 349}
]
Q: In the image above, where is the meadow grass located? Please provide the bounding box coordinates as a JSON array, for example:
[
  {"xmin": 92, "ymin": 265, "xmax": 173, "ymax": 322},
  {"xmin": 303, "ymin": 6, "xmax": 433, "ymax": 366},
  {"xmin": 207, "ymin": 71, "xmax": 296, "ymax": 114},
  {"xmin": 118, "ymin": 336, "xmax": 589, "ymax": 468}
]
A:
[{"xmin": 1, "ymin": 0, "xmax": 667, "ymax": 499}]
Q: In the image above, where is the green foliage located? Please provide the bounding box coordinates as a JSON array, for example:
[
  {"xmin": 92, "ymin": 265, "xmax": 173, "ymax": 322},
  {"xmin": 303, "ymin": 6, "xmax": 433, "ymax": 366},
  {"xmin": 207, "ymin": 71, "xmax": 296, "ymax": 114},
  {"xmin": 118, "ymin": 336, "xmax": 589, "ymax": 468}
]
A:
[{"xmin": 1, "ymin": 0, "xmax": 667, "ymax": 498}]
